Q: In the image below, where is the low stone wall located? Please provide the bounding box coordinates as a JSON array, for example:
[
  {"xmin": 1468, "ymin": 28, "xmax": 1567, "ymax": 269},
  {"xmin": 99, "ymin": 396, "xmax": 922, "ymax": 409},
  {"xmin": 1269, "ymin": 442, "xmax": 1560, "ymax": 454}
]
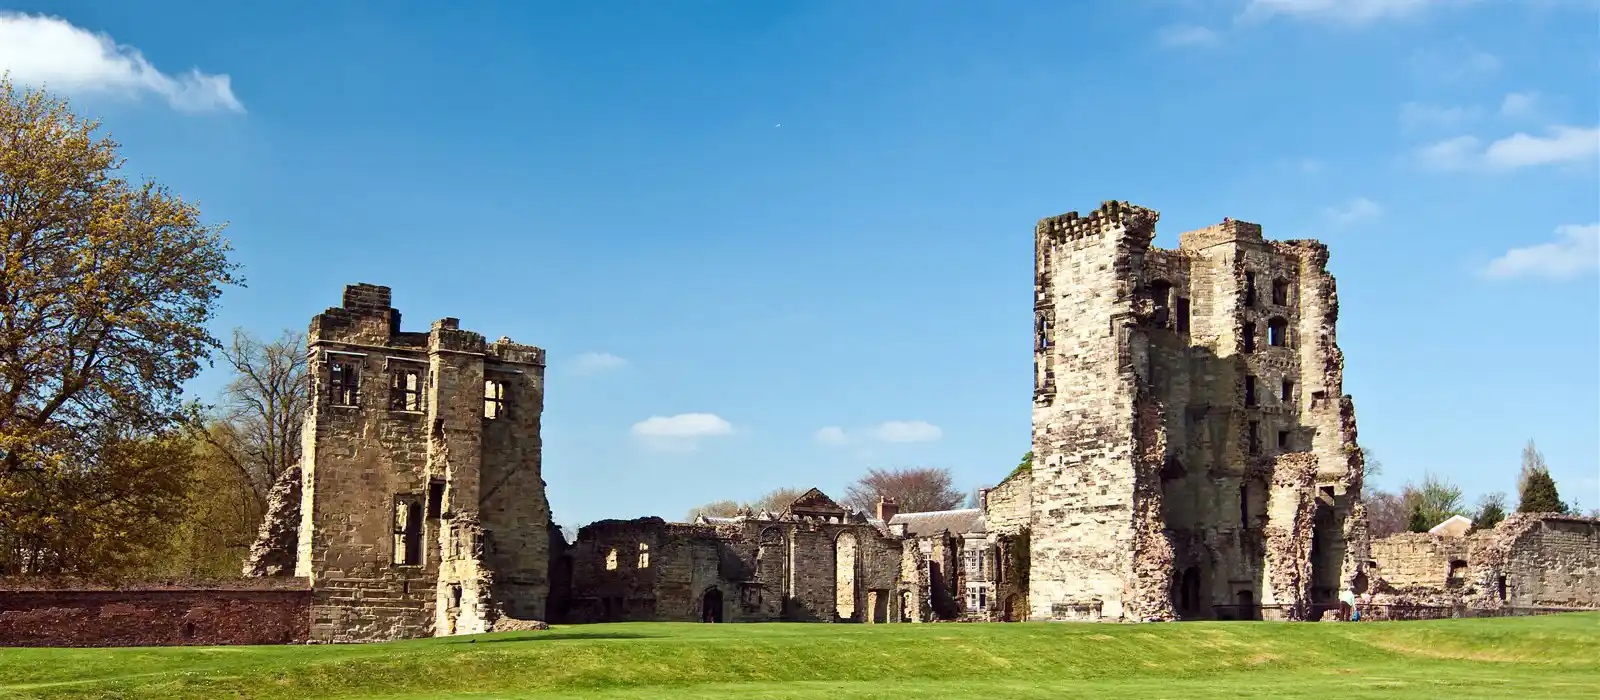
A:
[{"xmin": 0, "ymin": 578, "xmax": 311, "ymax": 647}]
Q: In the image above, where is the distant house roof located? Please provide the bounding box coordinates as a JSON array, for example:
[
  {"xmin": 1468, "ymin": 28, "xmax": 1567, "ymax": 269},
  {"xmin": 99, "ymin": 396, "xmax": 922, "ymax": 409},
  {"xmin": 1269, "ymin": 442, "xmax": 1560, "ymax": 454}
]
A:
[
  {"xmin": 888, "ymin": 508, "xmax": 985, "ymax": 538},
  {"xmin": 694, "ymin": 516, "xmax": 739, "ymax": 525},
  {"xmin": 1429, "ymin": 514, "xmax": 1474, "ymax": 537}
]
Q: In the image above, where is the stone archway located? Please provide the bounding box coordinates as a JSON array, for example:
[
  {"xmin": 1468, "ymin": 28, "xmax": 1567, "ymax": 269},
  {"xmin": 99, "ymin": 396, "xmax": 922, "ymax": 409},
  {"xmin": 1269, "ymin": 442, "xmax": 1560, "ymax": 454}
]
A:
[{"xmin": 701, "ymin": 587, "xmax": 724, "ymax": 623}]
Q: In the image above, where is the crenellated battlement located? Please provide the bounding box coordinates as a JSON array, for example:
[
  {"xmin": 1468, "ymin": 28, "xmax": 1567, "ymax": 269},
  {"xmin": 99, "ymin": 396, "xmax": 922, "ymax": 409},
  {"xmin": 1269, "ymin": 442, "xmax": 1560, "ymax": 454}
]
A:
[
  {"xmin": 1177, "ymin": 219, "xmax": 1264, "ymax": 251},
  {"xmin": 1037, "ymin": 200, "xmax": 1161, "ymax": 244}
]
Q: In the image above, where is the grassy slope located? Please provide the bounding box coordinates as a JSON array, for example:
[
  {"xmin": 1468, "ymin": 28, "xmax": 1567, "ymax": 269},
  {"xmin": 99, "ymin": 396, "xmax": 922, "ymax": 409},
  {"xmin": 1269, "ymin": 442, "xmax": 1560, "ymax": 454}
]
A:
[{"xmin": 0, "ymin": 613, "xmax": 1595, "ymax": 699}]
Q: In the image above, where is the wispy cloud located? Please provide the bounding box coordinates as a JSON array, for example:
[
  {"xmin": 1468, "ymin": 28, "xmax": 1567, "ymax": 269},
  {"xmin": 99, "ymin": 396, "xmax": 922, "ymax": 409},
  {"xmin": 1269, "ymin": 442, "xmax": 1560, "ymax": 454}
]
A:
[
  {"xmin": 0, "ymin": 12, "xmax": 242, "ymax": 113},
  {"xmin": 570, "ymin": 351, "xmax": 627, "ymax": 375},
  {"xmin": 1155, "ymin": 24, "xmax": 1221, "ymax": 48},
  {"xmin": 1415, "ymin": 126, "xmax": 1600, "ymax": 171},
  {"xmin": 1409, "ymin": 41, "xmax": 1501, "ymax": 83},
  {"xmin": 1399, "ymin": 102, "xmax": 1478, "ymax": 131},
  {"xmin": 1240, "ymin": 0, "xmax": 1475, "ymax": 25},
  {"xmin": 631, "ymin": 413, "xmax": 733, "ymax": 452},
  {"xmin": 1499, "ymin": 91, "xmax": 1543, "ymax": 120},
  {"xmin": 814, "ymin": 420, "xmax": 943, "ymax": 446},
  {"xmin": 1323, "ymin": 197, "xmax": 1383, "ymax": 226},
  {"xmin": 1483, "ymin": 224, "xmax": 1600, "ymax": 280}
]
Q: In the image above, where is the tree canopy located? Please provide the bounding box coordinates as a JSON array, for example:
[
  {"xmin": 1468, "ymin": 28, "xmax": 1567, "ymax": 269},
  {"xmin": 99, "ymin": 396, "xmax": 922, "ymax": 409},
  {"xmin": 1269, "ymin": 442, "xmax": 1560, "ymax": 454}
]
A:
[
  {"xmin": 844, "ymin": 466, "xmax": 963, "ymax": 514},
  {"xmin": 0, "ymin": 78, "xmax": 241, "ymax": 575}
]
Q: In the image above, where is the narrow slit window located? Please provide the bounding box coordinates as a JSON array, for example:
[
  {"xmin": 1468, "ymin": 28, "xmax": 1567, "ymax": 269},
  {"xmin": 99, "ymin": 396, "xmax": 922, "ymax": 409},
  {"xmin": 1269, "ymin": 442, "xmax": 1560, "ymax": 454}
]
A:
[
  {"xmin": 484, "ymin": 379, "xmax": 507, "ymax": 419},
  {"xmin": 1281, "ymin": 379, "xmax": 1293, "ymax": 403},
  {"xmin": 330, "ymin": 361, "xmax": 360, "ymax": 407},
  {"xmin": 1240, "ymin": 484, "xmax": 1250, "ymax": 529},
  {"xmin": 1241, "ymin": 323, "xmax": 1256, "ymax": 354},
  {"xmin": 1175, "ymin": 297, "xmax": 1191, "ymax": 333},
  {"xmin": 390, "ymin": 368, "xmax": 423, "ymax": 411},
  {"xmin": 1244, "ymin": 272, "xmax": 1257, "ymax": 308},
  {"xmin": 1244, "ymin": 376, "xmax": 1257, "ymax": 407},
  {"xmin": 1247, "ymin": 421, "xmax": 1261, "ymax": 456}
]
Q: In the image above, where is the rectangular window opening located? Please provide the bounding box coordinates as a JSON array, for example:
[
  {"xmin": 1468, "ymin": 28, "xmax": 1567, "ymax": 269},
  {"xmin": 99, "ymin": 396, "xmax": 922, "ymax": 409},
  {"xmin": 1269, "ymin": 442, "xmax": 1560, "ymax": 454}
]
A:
[
  {"xmin": 427, "ymin": 480, "xmax": 446, "ymax": 519},
  {"xmin": 1247, "ymin": 421, "xmax": 1261, "ymax": 456},
  {"xmin": 393, "ymin": 495, "xmax": 423, "ymax": 566},
  {"xmin": 1277, "ymin": 430, "xmax": 1290, "ymax": 450},
  {"xmin": 1281, "ymin": 379, "xmax": 1293, "ymax": 403},
  {"xmin": 1272, "ymin": 279, "xmax": 1289, "ymax": 306},
  {"xmin": 1241, "ymin": 323, "xmax": 1256, "ymax": 354},
  {"xmin": 390, "ymin": 369, "xmax": 423, "ymax": 411},
  {"xmin": 638, "ymin": 542, "xmax": 651, "ymax": 569},
  {"xmin": 330, "ymin": 361, "xmax": 360, "ymax": 407},
  {"xmin": 1175, "ymin": 297, "xmax": 1191, "ymax": 333},
  {"xmin": 484, "ymin": 379, "xmax": 507, "ymax": 419},
  {"xmin": 1244, "ymin": 272, "xmax": 1257, "ymax": 307},
  {"xmin": 1244, "ymin": 376, "xmax": 1257, "ymax": 407}
]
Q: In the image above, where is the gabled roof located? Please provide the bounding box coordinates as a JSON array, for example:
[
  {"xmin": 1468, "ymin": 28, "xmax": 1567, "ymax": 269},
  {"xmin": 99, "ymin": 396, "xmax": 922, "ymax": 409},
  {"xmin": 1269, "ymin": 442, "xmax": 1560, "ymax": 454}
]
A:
[
  {"xmin": 888, "ymin": 508, "xmax": 985, "ymax": 538},
  {"xmin": 784, "ymin": 488, "xmax": 848, "ymax": 517},
  {"xmin": 1429, "ymin": 514, "xmax": 1474, "ymax": 537}
]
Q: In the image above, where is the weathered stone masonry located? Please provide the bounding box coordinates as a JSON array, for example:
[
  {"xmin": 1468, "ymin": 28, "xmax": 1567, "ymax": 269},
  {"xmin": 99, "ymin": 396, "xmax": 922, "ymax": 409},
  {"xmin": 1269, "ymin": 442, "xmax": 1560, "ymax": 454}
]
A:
[
  {"xmin": 247, "ymin": 283, "xmax": 553, "ymax": 642},
  {"xmin": 1028, "ymin": 202, "xmax": 1367, "ymax": 622}
]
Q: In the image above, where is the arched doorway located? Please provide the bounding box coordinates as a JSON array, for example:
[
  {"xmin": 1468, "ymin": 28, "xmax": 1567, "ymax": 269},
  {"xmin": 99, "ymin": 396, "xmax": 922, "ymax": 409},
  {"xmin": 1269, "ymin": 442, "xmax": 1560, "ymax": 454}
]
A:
[
  {"xmin": 701, "ymin": 587, "xmax": 724, "ymax": 623},
  {"xmin": 1176, "ymin": 566, "xmax": 1202, "ymax": 617},
  {"xmin": 835, "ymin": 532, "xmax": 859, "ymax": 621}
]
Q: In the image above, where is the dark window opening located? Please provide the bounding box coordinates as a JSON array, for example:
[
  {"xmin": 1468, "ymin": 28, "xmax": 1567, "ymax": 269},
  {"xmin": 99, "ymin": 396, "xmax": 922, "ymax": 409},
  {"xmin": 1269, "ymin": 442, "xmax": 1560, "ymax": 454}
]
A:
[
  {"xmin": 330, "ymin": 361, "xmax": 360, "ymax": 406},
  {"xmin": 1241, "ymin": 323, "xmax": 1256, "ymax": 354},
  {"xmin": 1281, "ymin": 379, "xmax": 1293, "ymax": 403},
  {"xmin": 389, "ymin": 368, "xmax": 423, "ymax": 411},
  {"xmin": 1244, "ymin": 272, "xmax": 1257, "ymax": 307},
  {"xmin": 1034, "ymin": 310, "xmax": 1051, "ymax": 351},
  {"xmin": 1268, "ymin": 317, "xmax": 1289, "ymax": 347},
  {"xmin": 182, "ymin": 622, "xmax": 197, "ymax": 639},
  {"xmin": 1496, "ymin": 575, "xmax": 1508, "ymax": 602},
  {"xmin": 1277, "ymin": 430, "xmax": 1290, "ymax": 450},
  {"xmin": 1240, "ymin": 484, "xmax": 1250, "ymax": 529},
  {"xmin": 393, "ymin": 495, "xmax": 423, "ymax": 566},
  {"xmin": 1150, "ymin": 280, "xmax": 1172, "ymax": 328},
  {"xmin": 484, "ymin": 379, "xmax": 507, "ymax": 419},
  {"xmin": 1272, "ymin": 278, "xmax": 1289, "ymax": 306},
  {"xmin": 1247, "ymin": 421, "xmax": 1261, "ymax": 455},
  {"xmin": 1237, "ymin": 590, "xmax": 1256, "ymax": 620},
  {"xmin": 1447, "ymin": 560, "xmax": 1468, "ymax": 587},
  {"xmin": 1175, "ymin": 297, "xmax": 1191, "ymax": 333},
  {"xmin": 427, "ymin": 480, "xmax": 446, "ymax": 519},
  {"xmin": 1244, "ymin": 376, "xmax": 1257, "ymax": 407}
]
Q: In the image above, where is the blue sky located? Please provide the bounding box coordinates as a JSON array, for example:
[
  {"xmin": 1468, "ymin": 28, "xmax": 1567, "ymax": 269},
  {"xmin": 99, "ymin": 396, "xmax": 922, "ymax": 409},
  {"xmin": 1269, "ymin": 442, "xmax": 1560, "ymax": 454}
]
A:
[{"xmin": 3, "ymin": 0, "xmax": 1597, "ymax": 527}]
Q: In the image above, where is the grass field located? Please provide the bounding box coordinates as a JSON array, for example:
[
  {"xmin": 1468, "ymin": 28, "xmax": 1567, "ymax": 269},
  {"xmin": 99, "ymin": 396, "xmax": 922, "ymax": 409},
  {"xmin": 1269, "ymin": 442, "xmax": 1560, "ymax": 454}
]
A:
[{"xmin": 0, "ymin": 613, "xmax": 1595, "ymax": 699}]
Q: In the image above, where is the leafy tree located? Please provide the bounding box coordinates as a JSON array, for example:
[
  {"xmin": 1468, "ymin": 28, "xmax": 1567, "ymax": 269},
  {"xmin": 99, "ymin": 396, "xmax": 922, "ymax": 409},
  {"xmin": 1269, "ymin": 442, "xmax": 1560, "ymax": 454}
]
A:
[
  {"xmin": 1472, "ymin": 491, "xmax": 1508, "ymax": 531},
  {"xmin": 0, "ymin": 78, "xmax": 240, "ymax": 575},
  {"xmin": 1008, "ymin": 451, "xmax": 1033, "ymax": 480},
  {"xmin": 1517, "ymin": 439, "xmax": 1548, "ymax": 503},
  {"xmin": 844, "ymin": 466, "xmax": 963, "ymax": 514},
  {"xmin": 1407, "ymin": 503, "xmax": 1430, "ymax": 533},
  {"xmin": 149, "ymin": 435, "xmax": 262, "ymax": 577},
  {"xmin": 1518, "ymin": 469, "xmax": 1566, "ymax": 514},
  {"xmin": 1398, "ymin": 472, "xmax": 1465, "ymax": 530}
]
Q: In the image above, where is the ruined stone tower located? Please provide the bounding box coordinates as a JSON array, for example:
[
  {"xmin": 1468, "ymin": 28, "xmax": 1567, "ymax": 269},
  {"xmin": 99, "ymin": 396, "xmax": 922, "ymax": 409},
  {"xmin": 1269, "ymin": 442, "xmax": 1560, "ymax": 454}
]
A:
[
  {"xmin": 287, "ymin": 283, "xmax": 551, "ymax": 642},
  {"xmin": 1029, "ymin": 202, "xmax": 1367, "ymax": 622}
]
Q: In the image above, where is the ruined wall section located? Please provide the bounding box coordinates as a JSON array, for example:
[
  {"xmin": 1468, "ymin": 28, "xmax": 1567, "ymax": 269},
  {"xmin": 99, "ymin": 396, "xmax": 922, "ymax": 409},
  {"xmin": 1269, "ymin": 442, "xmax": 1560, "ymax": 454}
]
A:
[
  {"xmin": 476, "ymin": 338, "xmax": 550, "ymax": 623},
  {"xmin": 1261, "ymin": 452, "xmax": 1318, "ymax": 619},
  {"xmin": 564, "ymin": 518, "xmax": 665, "ymax": 622},
  {"xmin": 1467, "ymin": 514, "xmax": 1600, "ymax": 609},
  {"xmin": 244, "ymin": 466, "xmax": 302, "ymax": 577},
  {"xmin": 1369, "ymin": 532, "xmax": 1468, "ymax": 589},
  {"xmin": 1030, "ymin": 201, "xmax": 1159, "ymax": 621},
  {"xmin": 984, "ymin": 471, "xmax": 1032, "ymax": 536},
  {"xmin": 301, "ymin": 285, "xmax": 437, "ymax": 643}
]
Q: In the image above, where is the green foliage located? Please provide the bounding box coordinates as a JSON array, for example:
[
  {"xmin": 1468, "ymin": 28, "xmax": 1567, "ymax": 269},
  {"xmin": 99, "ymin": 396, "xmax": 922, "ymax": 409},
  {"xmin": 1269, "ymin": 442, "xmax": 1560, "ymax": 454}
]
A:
[
  {"xmin": 0, "ymin": 613, "xmax": 1594, "ymax": 698},
  {"xmin": 1407, "ymin": 503, "xmax": 1430, "ymax": 533},
  {"xmin": 1518, "ymin": 469, "xmax": 1566, "ymax": 514},
  {"xmin": 1007, "ymin": 451, "xmax": 1033, "ymax": 481},
  {"xmin": 1472, "ymin": 492, "xmax": 1508, "ymax": 531}
]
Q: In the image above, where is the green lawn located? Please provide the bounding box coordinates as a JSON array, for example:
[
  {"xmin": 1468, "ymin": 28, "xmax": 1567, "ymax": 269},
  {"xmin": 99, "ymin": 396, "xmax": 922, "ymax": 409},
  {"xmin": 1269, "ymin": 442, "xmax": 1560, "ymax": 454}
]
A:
[{"xmin": 1, "ymin": 613, "xmax": 1595, "ymax": 699}]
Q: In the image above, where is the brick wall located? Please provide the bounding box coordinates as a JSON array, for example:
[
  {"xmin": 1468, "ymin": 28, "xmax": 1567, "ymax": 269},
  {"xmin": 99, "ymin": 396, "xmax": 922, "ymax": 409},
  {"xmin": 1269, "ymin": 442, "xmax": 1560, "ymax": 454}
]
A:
[{"xmin": 0, "ymin": 579, "xmax": 310, "ymax": 647}]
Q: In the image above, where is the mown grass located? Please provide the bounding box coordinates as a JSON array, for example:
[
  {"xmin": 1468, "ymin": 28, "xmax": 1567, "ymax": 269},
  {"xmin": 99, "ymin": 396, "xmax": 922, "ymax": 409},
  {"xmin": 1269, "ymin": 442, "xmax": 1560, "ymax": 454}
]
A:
[{"xmin": 0, "ymin": 612, "xmax": 1594, "ymax": 699}]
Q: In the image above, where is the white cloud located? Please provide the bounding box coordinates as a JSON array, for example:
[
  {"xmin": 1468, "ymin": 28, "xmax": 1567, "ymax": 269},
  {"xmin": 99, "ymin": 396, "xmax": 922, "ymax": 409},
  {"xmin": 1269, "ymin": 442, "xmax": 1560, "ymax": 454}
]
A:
[
  {"xmin": 631, "ymin": 413, "xmax": 733, "ymax": 451},
  {"xmin": 1323, "ymin": 197, "xmax": 1383, "ymax": 226},
  {"xmin": 1482, "ymin": 126, "xmax": 1600, "ymax": 169},
  {"xmin": 1241, "ymin": 0, "xmax": 1473, "ymax": 24},
  {"xmin": 570, "ymin": 351, "xmax": 627, "ymax": 375},
  {"xmin": 1414, "ymin": 127, "xmax": 1599, "ymax": 171},
  {"xmin": 869, "ymin": 420, "xmax": 943, "ymax": 443},
  {"xmin": 1155, "ymin": 24, "xmax": 1221, "ymax": 48},
  {"xmin": 1399, "ymin": 102, "xmax": 1478, "ymax": 131},
  {"xmin": 1499, "ymin": 91, "xmax": 1543, "ymax": 120},
  {"xmin": 813, "ymin": 426, "xmax": 847, "ymax": 446},
  {"xmin": 1483, "ymin": 224, "xmax": 1600, "ymax": 280},
  {"xmin": 0, "ymin": 12, "xmax": 242, "ymax": 113}
]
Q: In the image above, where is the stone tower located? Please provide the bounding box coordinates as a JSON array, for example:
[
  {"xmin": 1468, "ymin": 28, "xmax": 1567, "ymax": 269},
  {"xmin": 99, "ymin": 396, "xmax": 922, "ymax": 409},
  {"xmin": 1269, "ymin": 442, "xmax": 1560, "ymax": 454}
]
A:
[
  {"xmin": 292, "ymin": 283, "xmax": 551, "ymax": 642},
  {"xmin": 1030, "ymin": 202, "xmax": 1367, "ymax": 622}
]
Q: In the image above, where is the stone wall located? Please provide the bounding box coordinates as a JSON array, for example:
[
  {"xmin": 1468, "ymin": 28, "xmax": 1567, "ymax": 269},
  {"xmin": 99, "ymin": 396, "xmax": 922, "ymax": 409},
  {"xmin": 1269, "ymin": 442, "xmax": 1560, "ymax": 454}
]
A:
[
  {"xmin": 1030, "ymin": 203, "xmax": 1365, "ymax": 622},
  {"xmin": 1367, "ymin": 514, "xmax": 1599, "ymax": 612},
  {"xmin": 1370, "ymin": 533, "xmax": 1469, "ymax": 589},
  {"xmin": 0, "ymin": 579, "xmax": 310, "ymax": 647}
]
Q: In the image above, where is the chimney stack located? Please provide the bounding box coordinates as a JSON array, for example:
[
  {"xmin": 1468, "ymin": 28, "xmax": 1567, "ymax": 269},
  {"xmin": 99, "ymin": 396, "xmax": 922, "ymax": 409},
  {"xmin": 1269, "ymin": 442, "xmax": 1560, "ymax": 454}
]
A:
[{"xmin": 876, "ymin": 496, "xmax": 899, "ymax": 522}]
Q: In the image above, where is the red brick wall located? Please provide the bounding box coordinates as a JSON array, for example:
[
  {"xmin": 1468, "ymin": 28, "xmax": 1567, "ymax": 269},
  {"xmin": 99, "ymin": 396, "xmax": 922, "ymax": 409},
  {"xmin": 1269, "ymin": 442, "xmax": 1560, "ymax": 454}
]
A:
[{"xmin": 0, "ymin": 579, "xmax": 311, "ymax": 647}]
